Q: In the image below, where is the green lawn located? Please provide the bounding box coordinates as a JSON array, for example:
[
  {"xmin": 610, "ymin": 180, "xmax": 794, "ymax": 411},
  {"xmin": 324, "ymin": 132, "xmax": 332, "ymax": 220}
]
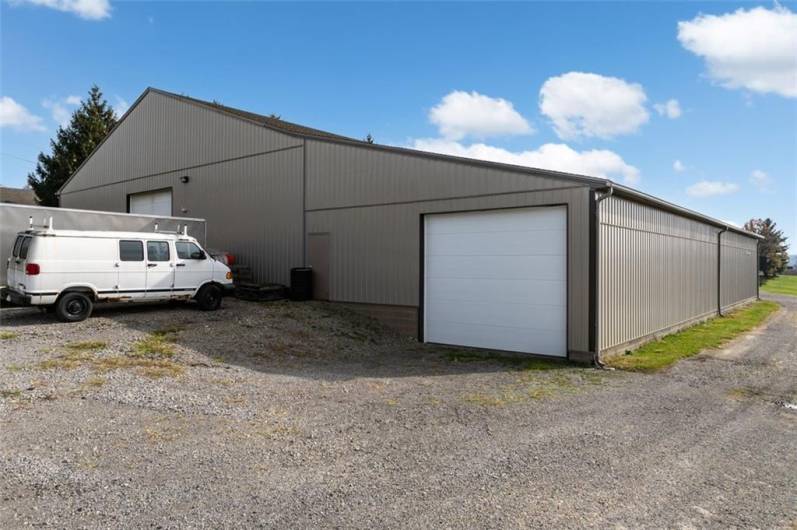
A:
[
  {"xmin": 761, "ymin": 275, "xmax": 797, "ymax": 297},
  {"xmin": 606, "ymin": 300, "xmax": 779, "ymax": 372}
]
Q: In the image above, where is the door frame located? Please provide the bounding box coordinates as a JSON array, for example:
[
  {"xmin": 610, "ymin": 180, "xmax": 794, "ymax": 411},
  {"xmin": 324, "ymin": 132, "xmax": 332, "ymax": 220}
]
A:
[{"xmin": 418, "ymin": 202, "xmax": 570, "ymax": 356}]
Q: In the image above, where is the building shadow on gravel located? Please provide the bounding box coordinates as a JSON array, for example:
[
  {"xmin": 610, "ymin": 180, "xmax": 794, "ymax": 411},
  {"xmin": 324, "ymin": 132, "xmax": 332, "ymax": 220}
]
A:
[{"xmin": 0, "ymin": 298, "xmax": 583, "ymax": 381}]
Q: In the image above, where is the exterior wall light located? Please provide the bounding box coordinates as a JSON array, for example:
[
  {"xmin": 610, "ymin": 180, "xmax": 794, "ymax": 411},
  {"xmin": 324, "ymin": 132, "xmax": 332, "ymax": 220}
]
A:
[{"xmin": 180, "ymin": 175, "xmax": 190, "ymax": 183}]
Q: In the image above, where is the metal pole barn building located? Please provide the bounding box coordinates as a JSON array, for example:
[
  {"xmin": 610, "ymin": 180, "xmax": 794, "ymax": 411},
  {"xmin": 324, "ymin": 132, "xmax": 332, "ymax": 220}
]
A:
[{"xmin": 58, "ymin": 88, "xmax": 760, "ymax": 363}]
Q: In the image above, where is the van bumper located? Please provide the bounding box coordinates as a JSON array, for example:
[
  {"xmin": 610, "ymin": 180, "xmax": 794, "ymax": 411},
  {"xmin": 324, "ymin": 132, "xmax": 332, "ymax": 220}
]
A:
[
  {"xmin": 1, "ymin": 288, "xmax": 56, "ymax": 306},
  {"xmin": 221, "ymin": 283, "xmax": 236, "ymax": 296},
  {"xmin": 2, "ymin": 287, "xmax": 32, "ymax": 306}
]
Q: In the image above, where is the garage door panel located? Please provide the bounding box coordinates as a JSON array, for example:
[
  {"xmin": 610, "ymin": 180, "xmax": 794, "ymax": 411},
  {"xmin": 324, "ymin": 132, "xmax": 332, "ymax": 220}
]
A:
[
  {"xmin": 426, "ymin": 208, "xmax": 565, "ymax": 234},
  {"xmin": 427, "ymin": 321, "xmax": 566, "ymax": 357},
  {"xmin": 424, "ymin": 206, "xmax": 567, "ymax": 357},
  {"xmin": 425, "ymin": 278, "xmax": 566, "ymax": 306},
  {"xmin": 129, "ymin": 189, "xmax": 172, "ymax": 216},
  {"xmin": 426, "ymin": 255, "xmax": 566, "ymax": 281},
  {"xmin": 426, "ymin": 299, "xmax": 566, "ymax": 330},
  {"xmin": 426, "ymin": 229, "xmax": 565, "ymax": 257}
]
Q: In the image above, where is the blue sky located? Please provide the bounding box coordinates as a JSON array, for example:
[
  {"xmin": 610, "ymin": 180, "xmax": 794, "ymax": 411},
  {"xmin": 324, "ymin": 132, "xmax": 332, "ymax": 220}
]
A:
[{"xmin": 1, "ymin": 1, "xmax": 795, "ymax": 244}]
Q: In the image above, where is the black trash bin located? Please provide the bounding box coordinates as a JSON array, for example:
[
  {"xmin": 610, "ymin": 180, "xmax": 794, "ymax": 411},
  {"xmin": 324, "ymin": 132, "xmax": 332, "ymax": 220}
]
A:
[{"xmin": 290, "ymin": 267, "xmax": 313, "ymax": 301}]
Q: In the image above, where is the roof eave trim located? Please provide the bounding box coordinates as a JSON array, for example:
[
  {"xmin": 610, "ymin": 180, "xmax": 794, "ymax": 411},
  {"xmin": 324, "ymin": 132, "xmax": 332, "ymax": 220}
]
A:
[{"xmin": 608, "ymin": 183, "xmax": 762, "ymax": 239}]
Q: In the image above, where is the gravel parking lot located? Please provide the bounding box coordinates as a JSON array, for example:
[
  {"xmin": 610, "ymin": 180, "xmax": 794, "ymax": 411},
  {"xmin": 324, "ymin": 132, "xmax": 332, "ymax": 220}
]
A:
[{"xmin": 1, "ymin": 295, "xmax": 796, "ymax": 528}]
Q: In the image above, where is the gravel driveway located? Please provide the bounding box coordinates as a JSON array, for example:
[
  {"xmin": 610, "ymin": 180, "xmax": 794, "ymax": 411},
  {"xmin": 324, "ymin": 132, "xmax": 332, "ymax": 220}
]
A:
[{"xmin": 1, "ymin": 295, "xmax": 795, "ymax": 528}]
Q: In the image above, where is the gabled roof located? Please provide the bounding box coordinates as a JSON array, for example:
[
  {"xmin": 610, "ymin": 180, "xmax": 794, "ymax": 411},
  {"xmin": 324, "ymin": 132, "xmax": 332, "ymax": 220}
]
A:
[
  {"xmin": 59, "ymin": 87, "xmax": 759, "ymax": 240},
  {"xmin": 149, "ymin": 88, "xmax": 360, "ymax": 143}
]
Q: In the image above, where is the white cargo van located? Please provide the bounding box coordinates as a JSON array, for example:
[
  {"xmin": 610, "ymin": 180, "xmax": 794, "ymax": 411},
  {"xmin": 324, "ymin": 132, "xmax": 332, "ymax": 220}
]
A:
[{"xmin": 3, "ymin": 226, "xmax": 234, "ymax": 322}]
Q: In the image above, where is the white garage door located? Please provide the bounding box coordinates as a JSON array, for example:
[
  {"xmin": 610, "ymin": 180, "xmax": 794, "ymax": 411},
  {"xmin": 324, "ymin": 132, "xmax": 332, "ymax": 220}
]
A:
[
  {"xmin": 129, "ymin": 189, "xmax": 172, "ymax": 216},
  {"xmin": 423, "ymin": 206, "xmax": 567, "ymax": 357}
]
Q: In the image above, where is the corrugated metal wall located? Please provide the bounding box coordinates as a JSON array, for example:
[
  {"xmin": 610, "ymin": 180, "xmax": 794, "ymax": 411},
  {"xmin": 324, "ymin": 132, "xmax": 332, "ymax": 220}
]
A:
[
  {"xmin": 0, "ymin": 203, "xmax": 205, "ymax": 285},
  {"xmin": 60, "ymin": 91, "xmax": 300, "ymax": 193},
  {"xmin": 305, "ymin": 140, "xmax": 592, "ymax": 352},
  {"xmin": 721, "ymin": 231, "xmax": 758, "ymax": 310},
  {"xmin": 60, "ymin": 92, "xmax": 305, "ymax": 285},
  {"xmin": 598, "ymin": 195, "xmax": 757, "ymax": 352}
]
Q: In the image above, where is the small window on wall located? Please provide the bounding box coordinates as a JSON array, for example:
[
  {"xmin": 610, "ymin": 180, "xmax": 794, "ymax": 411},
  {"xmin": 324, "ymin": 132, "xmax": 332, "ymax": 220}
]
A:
[
  {"xmin": 119, "ymin": 240, "xmax": 144, "ymax": 261},
  {"xmin": 146, "ymin": 241, "xmax": 170, "ymax": 262}
]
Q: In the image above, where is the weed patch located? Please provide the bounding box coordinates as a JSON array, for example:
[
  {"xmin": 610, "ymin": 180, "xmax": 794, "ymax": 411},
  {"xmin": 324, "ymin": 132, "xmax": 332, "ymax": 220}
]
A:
[
  {"xmin": 0, "ymin": 388, "xmax": 22, "ymax": 399},
  {"xmin": 131, "ymin": 330, "xmax": 178, "ymax": 358},
  {"xmin": 445, "ymin": 349, "xmax": 570, "ymax": 371},
  {"xmin": 607, "ymin": 300, "xmax": 779, "ymax": 372},
  {"xmin": 0, "ymin": 331, "xmax": 18, "ymax": 340},
  {"xmin": 66, "ymin": 341, "xmax": 107, "ymax": 352}
]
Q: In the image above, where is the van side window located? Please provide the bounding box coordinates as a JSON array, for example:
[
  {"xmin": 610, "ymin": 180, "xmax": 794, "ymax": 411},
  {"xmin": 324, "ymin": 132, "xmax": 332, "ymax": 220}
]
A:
[
  {"xmin": 146, "ymin": 241, "xmax": 170, "ymax": 262},
  {"xmin": 119, "ymin": 240, "xmax": 144, "ymax": 261},
  {"xmin": 19, "ymin": 237, "xmax": 32, "ymax": 259},
  {"xmin": 176, "ymin": 242, "xmax": 204, "ymax": 260},
  {"xmin": 12, "ymin": 236, "xmax": 24, "ymax": 257}
]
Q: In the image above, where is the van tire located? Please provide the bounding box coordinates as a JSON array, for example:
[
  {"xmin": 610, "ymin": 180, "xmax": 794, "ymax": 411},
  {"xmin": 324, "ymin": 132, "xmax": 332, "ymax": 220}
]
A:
[
  {"xmin": 55, "ymin": 292, "xmax": 93, "ymax": 322},
  {"xmin": 196, "ymin": 284, "xmax": 222, "ymax": 311}
]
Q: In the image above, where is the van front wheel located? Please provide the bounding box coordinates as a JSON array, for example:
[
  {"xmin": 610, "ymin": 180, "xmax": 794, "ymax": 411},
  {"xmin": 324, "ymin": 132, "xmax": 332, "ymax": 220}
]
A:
[
  {"xmin": 55, "ymin": 292, "xmax": 93, "ymax": 322},
  {"xmin": 196, "ymin": 284, "xmax": 222, "ymax": 311}
]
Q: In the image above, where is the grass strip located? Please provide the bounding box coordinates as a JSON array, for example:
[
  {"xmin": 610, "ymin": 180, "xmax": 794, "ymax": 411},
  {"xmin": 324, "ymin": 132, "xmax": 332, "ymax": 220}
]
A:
[
  {"xmin": 606, "ymin": 300, "xmax": 779, "ymax": 372},
  {"xmin": 760, "ymin": 275, "xmax": 797, "ymax": 297}
]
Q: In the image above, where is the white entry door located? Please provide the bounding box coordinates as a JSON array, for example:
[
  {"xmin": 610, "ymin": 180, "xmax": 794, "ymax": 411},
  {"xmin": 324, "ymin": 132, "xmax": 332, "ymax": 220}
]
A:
[
  {"xmin": 129, "ymin": 189, "xmax": 172, "ymax": 216},
  {"xmin": 423, "ymin": 206, "xmax": 567, "ymax": 357}
]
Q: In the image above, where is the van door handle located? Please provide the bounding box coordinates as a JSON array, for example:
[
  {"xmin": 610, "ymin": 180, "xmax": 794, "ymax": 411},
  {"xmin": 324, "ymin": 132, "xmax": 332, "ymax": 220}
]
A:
[
  {"xmin": 147, "ymin": 263, "xmax": 157, "ymax": 268},
  {"xmin": 176, "ymin": 263, "xmax": 186, "ymax": 267}
]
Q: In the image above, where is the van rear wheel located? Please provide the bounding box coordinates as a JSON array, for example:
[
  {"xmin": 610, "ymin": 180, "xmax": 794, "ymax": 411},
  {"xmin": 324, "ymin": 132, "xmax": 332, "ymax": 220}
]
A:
[
  {"xmin": 196, "ymin": 284, "xmax": 222, "ymax": 311},
  {"xmin": 55, "ymin": 292, "xmax": 93, "ymax": 322}
]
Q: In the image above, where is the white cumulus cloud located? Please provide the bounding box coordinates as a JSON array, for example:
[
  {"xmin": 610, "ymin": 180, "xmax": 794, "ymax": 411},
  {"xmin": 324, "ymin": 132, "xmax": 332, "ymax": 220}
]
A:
[
  {"xmin": 673, "ymin": 159, "xmax": 686, "ymax": 172},
  {"xmin": 428, "ymin": 90, "xmax": 533, "ymax": 140},
  {"xmin": 0, "ymin": 96, "xmax": 45, "ymax": 132},
  {"xmin": 42, "ymin": 96, "xmax": 80, "ymax": 127},
  {"xmin": 113, "ymin": 96, "xmax": 130, "ymax": 118},
  {"xmin": 749, "ymin": 169, "xmax": 772, "ymax": 191},
  {"xmin": 411, "ymin": 138, "xmax": 639, "ymax": 184},
  {"xmin": 686, "ymin": 180, "xmax": 740, "ymax": 197},
  {"xmin": 539, "ymin": 72, "xmax": 650, "ymax": 140},
  {"xmin": 677, "ymin": 5, "xmax": 797, "ymax": 98},
  {"xmin": 654, "ymin": 99, "xmax": 682, "ymax": 119},
  {"xmin": 10, "ymin": 0, "xmax": 111, "ymax": 20}
]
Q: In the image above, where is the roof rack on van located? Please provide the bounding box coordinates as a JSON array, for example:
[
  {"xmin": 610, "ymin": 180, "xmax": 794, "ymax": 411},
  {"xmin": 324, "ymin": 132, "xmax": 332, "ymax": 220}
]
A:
[
  {"xmin": 153, "ymin": 224, "xmax": 191, "ymax": 237},
  {"xmin": 29, "ymin": 216, "xmax": 54, "ymax": 232}
]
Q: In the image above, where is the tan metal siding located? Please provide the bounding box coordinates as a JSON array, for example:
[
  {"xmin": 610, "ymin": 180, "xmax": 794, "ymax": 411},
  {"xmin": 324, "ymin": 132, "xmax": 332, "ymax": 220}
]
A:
[
  {"xmin": 61, "ymin": 91, "xmax": 301, "ymax": 194},
  {"xmin": 61, "ymin": 148, "xmax": 304, "ymax": 285},
  {"xmin": 307, "ymin": 187, "xmax": 591, "ymax": 352},
  {"xmin": 598, "ymin": 195, "xmax": 757, "ymax": 352},
  {"xmin": 721, "ymin": 231, "xmax": 758, "ymax": 310},
  {"xmin": 305, "ymin": 140, "xmax": 577, "ymax": 210}
]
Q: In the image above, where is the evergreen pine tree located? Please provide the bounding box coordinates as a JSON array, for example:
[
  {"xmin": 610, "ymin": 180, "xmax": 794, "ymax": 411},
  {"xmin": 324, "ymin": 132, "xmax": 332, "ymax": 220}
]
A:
[
  {"xmin": 27, "ymin": 86, "xmax": 117, "ymax": 206},
  {"xmin": 743, "ymin": 218, "xmax": 790, "ymax": 278}
]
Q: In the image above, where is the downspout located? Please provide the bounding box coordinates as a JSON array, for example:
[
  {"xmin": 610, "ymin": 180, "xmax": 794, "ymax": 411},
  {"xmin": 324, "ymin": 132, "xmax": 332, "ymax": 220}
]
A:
[
  {"xmin": 593, "ymin": 183, "xmax": 614, "ymax": 367},
  {"xmin": 717, "ymin": 226, "xmax": 728, "ymax": 316},
  {"xmin": 756, "ymin": 239, "xmax": 760, "ymax": 300}
]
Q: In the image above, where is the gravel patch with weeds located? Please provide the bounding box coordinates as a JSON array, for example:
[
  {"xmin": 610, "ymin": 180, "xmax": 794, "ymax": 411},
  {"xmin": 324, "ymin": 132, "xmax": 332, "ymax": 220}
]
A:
[{"xmin": 1, "ymin": 296, "xmax": 795, "ymax": 528}]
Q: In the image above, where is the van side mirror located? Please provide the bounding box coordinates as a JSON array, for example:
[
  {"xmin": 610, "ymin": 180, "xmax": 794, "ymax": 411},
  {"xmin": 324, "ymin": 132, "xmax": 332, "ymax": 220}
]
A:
[{"xmin": 191, "ymin": 250, "xmax": 206, "ymax": 260}]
